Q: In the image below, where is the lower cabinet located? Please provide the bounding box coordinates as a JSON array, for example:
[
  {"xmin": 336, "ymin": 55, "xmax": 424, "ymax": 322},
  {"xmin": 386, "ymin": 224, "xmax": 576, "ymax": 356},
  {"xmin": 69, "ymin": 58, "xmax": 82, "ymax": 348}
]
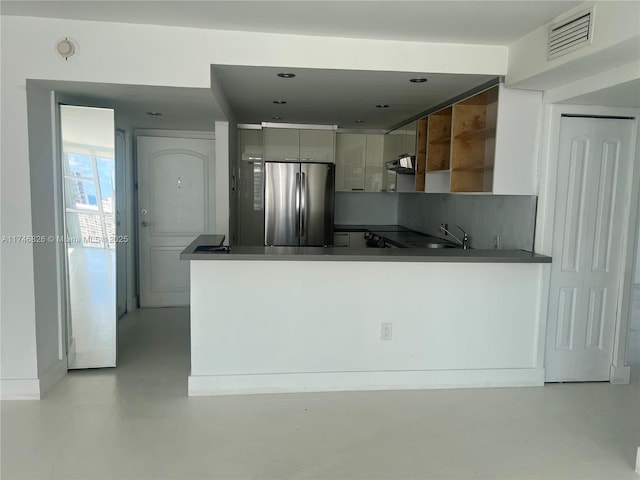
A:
[
  {"xmin": 333, "ymin": 231, "xmax": 367, "ymax": 248},
  {"xmin": 333, "ymin": 232, "xmax": 350, "ymax": 247},
  {"xmin": 349, "ymin": 232, "xmax": 367, "ymax": 248}
]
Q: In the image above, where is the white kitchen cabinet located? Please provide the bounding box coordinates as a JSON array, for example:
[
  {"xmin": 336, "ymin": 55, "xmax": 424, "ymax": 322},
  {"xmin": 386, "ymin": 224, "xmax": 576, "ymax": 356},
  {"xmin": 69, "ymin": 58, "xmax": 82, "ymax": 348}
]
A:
[
  {"xmin": 300, "ymin": 129, "xmax": 335, "ymax": 163},
  {"xmin": 364, "ymin": 134, "xmax": 385, "ymax": 192},
  {"xmin": 333, "ymin": 231, "xmax": 350, "ymax": 247},
  {"xmin": 387, "ymin": 121, "xmax": 418, "ymax": 193},
  {"xmin": 400, "ymin": 120, "xmax": 417, "ymax": 156},
  {"xmin": 335, "ymin": 134, "xmax": 366, "ymax": 192},
  {"xmin": 382, "ymin": 133, "xmax": 402, "ymax": 192},
  {"xmin": 332, "ymin": 231, "xmax": 367, "ymax": 248},
  {"xmin": 335, "ymin": 134, "xmax": 389, "ymax": 193},
  {"xmin": 264, "ymin": 128, "xmax": 299, "ymax": 162},
  {"xmin": 490, "ymin": 85, "xmax": 541, "ymax": 195},
  {"xmin": 264, "ymin": 127, "xmax": 335, "ymax": 163},
  {"xmin": 349, "ymin": 231, "xmax": 367, "ymax": 248}
]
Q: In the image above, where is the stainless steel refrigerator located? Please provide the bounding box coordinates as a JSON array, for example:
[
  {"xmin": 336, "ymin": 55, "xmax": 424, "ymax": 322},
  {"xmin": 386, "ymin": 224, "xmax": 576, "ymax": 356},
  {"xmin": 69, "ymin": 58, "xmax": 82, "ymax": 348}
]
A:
[{"xmin": 264, "ymin": 162, "xmax": 335, "ymax": 246}]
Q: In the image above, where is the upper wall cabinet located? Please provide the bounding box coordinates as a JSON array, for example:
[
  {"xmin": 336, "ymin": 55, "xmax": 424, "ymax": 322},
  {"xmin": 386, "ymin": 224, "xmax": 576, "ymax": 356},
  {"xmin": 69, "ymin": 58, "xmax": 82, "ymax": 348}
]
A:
[
  {"xmin": 451, "ymin": 87, "xmax": 499, "ymax": 193},
  {"xmin": 264, "ymin": 127, "xmax": 335, "ymax": 163},
  {"xmin": 264, "ymin": 128, "xmax": 299, "ymax": 162},
  {"xmin": 364, "ymin": 135, "xmax": 387, "ymax": 192},
  {"xmin": 490, "ymin": 86, "xmax": 541, "ymax": 195},
  {"xmin": 335, "ymin": 133, "xmax": 366, "ymax": 191},
  {"xmin": 300, "ymin": 129, "xmax": 335, "ymax": 163},
  {"xmin": 388, "ymin": 120, "xmax": 419, "ymax": 193},
  {"xmin": 335, "ymin": 133, "xmax": 387, "ymax": 192},
  {"xmin": 420, "ymin": 84, "xmax": 541, "ymax": 195}
]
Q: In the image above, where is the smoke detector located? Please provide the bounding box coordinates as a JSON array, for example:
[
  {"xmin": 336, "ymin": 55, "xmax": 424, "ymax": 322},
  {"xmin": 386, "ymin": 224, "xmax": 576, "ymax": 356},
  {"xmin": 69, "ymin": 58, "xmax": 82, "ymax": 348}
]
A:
[{"xmin": 56, "ymin": 37, "xmax": 77, "ymax": 60}]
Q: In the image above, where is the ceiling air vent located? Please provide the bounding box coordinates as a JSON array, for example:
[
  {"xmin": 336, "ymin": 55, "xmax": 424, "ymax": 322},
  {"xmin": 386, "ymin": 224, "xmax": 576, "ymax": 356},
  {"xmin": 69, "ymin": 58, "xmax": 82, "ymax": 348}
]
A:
[{"xmin": 548, "ymin": 9, "xmax": 593, "ymax": 60}]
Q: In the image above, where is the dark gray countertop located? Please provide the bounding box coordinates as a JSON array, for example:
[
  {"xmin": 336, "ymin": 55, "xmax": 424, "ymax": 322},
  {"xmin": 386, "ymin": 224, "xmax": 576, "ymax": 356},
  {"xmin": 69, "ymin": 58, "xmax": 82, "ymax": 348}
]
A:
[
  {"xmin": 180, "ymin": 235, "xmax": 551, "ymax": 263},
  {"xmin": 334, "ymin": 224, "xmax": 413, "ymax": 233}
]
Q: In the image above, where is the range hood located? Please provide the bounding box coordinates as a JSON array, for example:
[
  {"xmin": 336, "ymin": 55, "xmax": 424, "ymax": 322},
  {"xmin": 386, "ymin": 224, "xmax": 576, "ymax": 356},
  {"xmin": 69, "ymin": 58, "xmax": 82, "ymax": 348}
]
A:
[{"xmin": 386, "ymin": 154, "xmax": 416, "ymax": 174}]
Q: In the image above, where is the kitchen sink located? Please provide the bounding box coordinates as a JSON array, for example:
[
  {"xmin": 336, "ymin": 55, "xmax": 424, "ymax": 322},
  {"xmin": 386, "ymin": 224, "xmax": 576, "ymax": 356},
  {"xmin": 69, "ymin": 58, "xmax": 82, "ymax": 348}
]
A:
[
  {"xmin": 363, "ymin": 229, "xmax": 462, "ymax": 249},
  {"xmin": 425, "ymin": 242, "xmax": 458, "ymax": 249}
]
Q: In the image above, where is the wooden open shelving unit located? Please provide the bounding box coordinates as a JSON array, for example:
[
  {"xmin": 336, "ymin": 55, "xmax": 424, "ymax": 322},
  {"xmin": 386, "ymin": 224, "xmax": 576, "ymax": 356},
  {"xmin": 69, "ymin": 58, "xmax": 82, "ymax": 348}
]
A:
[
  {"xmin": 414, "ymin": 117, "xmax": 428, "ymax": 191},
  {"xmin": 450, "ymin": 85, "xmax": 499, "ymax": 192},
  {"xmin": 426, "ymin": 106, "xmax": 453, "ymax": 173},
  {"xmin": 454, "ymin": 126, "xmax": 496, "ymax": 141}
]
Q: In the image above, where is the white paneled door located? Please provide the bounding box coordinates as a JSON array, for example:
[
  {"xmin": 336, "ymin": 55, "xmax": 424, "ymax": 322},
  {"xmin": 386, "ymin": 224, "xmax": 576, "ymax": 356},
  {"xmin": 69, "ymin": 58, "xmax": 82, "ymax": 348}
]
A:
[
  {"xmin": 137, "ymin": 136, "xmax": 214, "ymax": 307},
  {"xmin": 545, "ymin": 116, "xmax": 635, "ymax": 382}
]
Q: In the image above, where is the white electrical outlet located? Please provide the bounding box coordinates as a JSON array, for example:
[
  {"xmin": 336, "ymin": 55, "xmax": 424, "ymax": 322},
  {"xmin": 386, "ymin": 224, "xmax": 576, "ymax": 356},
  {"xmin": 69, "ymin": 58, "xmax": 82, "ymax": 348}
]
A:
[{"xmin": 381, "ymin": 322, "xmax": 392, "ymax": 341}]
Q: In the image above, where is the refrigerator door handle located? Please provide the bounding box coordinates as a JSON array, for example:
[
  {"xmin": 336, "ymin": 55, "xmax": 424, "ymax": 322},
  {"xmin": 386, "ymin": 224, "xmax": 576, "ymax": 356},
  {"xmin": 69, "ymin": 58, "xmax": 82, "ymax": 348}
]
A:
[
  {"xmin": 295, "ymin": 171, "xmax": 301, "ymax": 238},
  {"xmin": 300, "ymin": 172, "xmax": 306, "ymax": 238}
]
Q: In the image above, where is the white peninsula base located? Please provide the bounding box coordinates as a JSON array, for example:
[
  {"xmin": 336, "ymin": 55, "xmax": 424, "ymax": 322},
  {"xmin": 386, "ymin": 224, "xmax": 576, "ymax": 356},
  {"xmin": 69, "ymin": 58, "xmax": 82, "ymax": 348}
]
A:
[{"xmin": 188, "ymin": 260, "xmax": 549, "ymax": 396}]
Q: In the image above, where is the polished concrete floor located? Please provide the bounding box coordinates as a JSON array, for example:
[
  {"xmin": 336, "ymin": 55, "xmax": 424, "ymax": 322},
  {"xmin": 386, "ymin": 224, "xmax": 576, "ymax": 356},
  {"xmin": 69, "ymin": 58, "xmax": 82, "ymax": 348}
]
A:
[{"xmin": 2, "ymin": 305, "xmax": 639, "ymax": 480}]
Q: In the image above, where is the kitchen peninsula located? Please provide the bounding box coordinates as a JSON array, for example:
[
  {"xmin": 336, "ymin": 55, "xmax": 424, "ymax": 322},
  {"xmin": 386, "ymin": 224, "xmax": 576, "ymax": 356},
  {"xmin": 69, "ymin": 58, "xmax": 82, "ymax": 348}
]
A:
[{"xmin": 182, "ymin": 235, "xmax": 551, "ymax": 396}]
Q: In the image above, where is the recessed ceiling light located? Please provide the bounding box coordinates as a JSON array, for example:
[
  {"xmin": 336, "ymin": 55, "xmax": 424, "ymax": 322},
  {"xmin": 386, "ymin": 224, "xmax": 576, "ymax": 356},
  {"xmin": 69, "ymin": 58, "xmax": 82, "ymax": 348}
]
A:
[
  {"xmin": 273, "ymin": 100, "xmax": 287, "ymax": 104},
  {"xmin": 277, "ymin": 73, "xmax": 296, "ymax": 78},
  {"xmin": 354, "ymin": 120, "xmax": 365, "ymax": 123},
  {"xmin": 376, "ymin": 104, "xmax": 389, "ymax": 108},
  {"xmin": 146, "ymin": 111, "xmax": 162, "ymax": 116},
  {"xmin": 410, "ymin": 77, "xmax": 428, "ymax": 83}
]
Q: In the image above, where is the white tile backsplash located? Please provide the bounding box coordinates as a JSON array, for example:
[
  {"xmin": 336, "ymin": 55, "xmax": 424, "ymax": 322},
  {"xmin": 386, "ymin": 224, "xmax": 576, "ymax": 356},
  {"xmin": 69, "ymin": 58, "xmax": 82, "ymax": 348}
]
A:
[
  {"xmin": 335, "ymin": 192, "xmax": 399, "ymax": 225},
  {"xmin": 398, "ymin": 193, "xmax": 537, "ymax": 250}
]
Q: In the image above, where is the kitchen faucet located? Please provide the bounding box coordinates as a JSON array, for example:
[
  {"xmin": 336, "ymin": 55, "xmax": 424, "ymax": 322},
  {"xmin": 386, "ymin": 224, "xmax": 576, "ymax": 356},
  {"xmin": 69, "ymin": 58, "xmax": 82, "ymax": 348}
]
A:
[{"xmin": 438, "ymin": 224, "xmax": 470, "ymax": 250}]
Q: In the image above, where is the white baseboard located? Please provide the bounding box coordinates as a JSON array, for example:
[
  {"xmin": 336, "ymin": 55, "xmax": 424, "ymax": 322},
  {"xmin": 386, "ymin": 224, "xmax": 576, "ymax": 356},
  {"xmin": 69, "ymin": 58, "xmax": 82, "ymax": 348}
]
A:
[
  {"xmin": 38, "ymin": 358, "xmax": 67, "ymax": 396},
  {"xmin": 610, "ymin": 364, "xmax": 631, "ymax": 384},
  {"xmin": 188, "ymin": 368, "xmax": 545, "ymax": 397},
  {"xmin": 1, "ymin": 359, "xmax": 67, "ymax": 400},
  {"xmin": 1, "ymin": 378, "xmax": 41, "ymax": 400}
]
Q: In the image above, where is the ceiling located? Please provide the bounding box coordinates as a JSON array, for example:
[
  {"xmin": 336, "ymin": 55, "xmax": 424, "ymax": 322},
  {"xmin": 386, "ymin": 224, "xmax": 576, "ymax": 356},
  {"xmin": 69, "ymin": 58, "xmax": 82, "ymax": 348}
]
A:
[
  {"xmin": 32, "ymin": 80, "xmax": 219, "ymax": 130},
  {"xmin": 13, "ymin": 1, "xmax": 632, "ymax": 132},
  {"xmin": 1, "ymin": 1, "xmax": 582, "ymax": 45},
  {"xmin": 559, "ymin": 79, "xmax": 640, "ymax": 108},
  {"xmin": 212, "ymin": 66, "xmax": 497, "ymax": 130}
]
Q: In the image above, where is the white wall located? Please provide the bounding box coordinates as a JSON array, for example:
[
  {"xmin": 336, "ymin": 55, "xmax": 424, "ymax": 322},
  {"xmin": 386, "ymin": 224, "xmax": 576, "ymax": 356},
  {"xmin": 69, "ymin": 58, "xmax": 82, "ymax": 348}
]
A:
[
  {"xmin": 0, "ymin": 15, "xmax": 509, "ymax": 396},
  {"xmin": 543, "ymin": 60, "xmax": 640, "ymax": 105},
  {"xmin": 189, "ymin": 260, "xmax": 547, "ymax": 395},
  {"xmin": 507, "ymin": 1, "xmax": 640, "ymax": 91},
  {"xmin": 636, "ymin": 219, "xmax": 640, "ymax": 285}
]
